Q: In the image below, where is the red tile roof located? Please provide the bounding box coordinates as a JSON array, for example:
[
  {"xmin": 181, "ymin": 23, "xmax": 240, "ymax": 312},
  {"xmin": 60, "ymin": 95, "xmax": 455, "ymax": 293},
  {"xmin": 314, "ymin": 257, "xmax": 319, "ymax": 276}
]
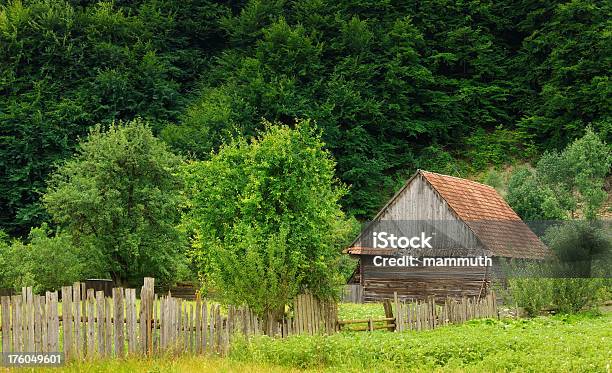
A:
[
  {"xmin": 421, "ymin": 171, "xmax": 521, "ymax": 221},
  {"xmin": 421, "ymin": 171, "xmax": 550, "ymax": 258},
  {"xmin": 346, "ymin": 170, "xmax": 552, "ymax": 259}
]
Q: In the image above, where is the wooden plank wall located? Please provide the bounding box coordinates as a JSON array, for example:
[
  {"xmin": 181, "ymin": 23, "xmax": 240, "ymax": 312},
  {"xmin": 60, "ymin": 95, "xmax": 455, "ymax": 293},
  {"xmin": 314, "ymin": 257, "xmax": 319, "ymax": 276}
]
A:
[
  {"xmin": 341, "ymin": 285, "xmax": 363, "ymax": 303},
  {"xmin": 0, "ymin": 279, "xmax": 337, "ymax": 361},
  {"xmin": 359, "ymin": 255, "xmax": 490, "ymax": 301}
]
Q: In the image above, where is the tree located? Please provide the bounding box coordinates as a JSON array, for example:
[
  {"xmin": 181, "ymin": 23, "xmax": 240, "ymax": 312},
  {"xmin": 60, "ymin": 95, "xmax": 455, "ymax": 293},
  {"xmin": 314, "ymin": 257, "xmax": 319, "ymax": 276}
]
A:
[
  {"xmin": 508, "ymin": 127, "xmax": 610, "ymax": 220},
  {"xmin": 543, "ymin": 220, "xmax": 610, "ymax": 278},
  {"xmin": 506, "ymin": 167, "xmax": 565, "ymax": 221},
  {"xmin": 536, "ymin": 127, "xmax": 610, "ymax": 220},
  {"xmin": 43, "ymin": 119, "xmax": 185, "ymax": 286},
  {"xmin": 515, "ymin": 0, "xmax": 611, "ymax": 149},
  {"xmin": 184, "ymin": 120, "xmax": 354, "ymax": 317},
  {"xmin": 0, "ymin": 0, "xmax": 230, "ymax": 235}
]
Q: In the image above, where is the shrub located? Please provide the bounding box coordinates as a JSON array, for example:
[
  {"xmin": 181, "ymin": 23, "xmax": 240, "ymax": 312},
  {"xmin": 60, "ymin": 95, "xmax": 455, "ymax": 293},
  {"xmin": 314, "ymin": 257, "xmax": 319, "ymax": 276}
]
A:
[
  {"xmin": 507, "ymin": 277, "xmax": 553, "ymax": 316},
  {"xmin": 464, "ymin": 127, "xmax": 535, "ymax": 171},
  {"xmin": 0, "ymin": 225, "xmax": 99, "ymax": 293},
  {"xmin": 543, "ymin": 220, "xmax": 610, "ymax": 278},
  {"xmin": 503, "ymin": 224, "xmax": 610, "ymax": 317},
  {"xmin": 549, "ymin": 278, "xmax": 607, "ymax": 314}
]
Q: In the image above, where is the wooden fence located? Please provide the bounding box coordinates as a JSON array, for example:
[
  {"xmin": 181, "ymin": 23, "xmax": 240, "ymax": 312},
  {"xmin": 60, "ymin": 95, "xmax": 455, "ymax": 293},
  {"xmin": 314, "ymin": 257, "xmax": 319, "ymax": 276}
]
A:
[
  {"xmin": 0, "ymin": 277, "xmax": 498, "ymax": 361},
  {"xmin": 338, "ymin": 292, "xmax": 498, "ymax": 332},
  {"xmin": 392, "ymin": 292, "xmax": 498, "ymax": 331},
  {"xmin": 0, "ymin": 278, "xmax": 337, "ymax": 361}
]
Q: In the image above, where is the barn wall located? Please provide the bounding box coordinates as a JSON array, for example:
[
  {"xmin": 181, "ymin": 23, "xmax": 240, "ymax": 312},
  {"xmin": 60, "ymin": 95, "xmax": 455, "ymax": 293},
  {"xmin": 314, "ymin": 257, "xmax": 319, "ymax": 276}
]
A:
[
  {"xmin": 360, "ymin": 255, "xmax": 490, "ymax": 301},
  {"xmin": 375, "ymin": 173, "xmax": 483, "ymax": 250}
]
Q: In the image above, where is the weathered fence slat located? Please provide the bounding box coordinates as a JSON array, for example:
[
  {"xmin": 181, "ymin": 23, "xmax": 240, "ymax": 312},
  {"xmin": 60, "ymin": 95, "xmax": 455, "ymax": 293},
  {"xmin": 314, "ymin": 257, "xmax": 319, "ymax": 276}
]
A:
[
  {"xmin": 112, "ymin": 288, "xmax": 124, "ymax": 358},
  {"xmin": 1, "ymin": 296, "xmax": 10, "ymax": 352},
  {"xmin": 96, "ymin": 291, "xmax": 105, "ymax": 357},
  {"xmin": 86, "ymin": 289, "xmax": 95, "ymax": 358}
]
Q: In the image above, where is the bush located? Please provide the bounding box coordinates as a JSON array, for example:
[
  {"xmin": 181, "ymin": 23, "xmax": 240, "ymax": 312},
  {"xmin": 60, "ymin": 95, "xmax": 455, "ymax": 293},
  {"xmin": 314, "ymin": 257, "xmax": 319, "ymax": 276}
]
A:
[
  {"xmin": 506, "ymin": 273, "xmax": 608, "ymax": 316},
  {"xmin": 0, "ymin": 225, "xmax": 99, "ymax": 293},
  {"xmin": 506, "ymin": 278, "xmax": 553, "ymax": 316},
  {"xmin": 543, "ymin": 220, "xmax": 610, "ymax": 278},
  {"xmin": 549, "ymin": 278, "xmax": 608, "ymax": 314},
  {"xmin": 506, "ymin": 167, "xmax": 565, "ymax": 221},
  {"xmin": 464, "ymin": 127, "xmax": 535, "ymax": 171}
]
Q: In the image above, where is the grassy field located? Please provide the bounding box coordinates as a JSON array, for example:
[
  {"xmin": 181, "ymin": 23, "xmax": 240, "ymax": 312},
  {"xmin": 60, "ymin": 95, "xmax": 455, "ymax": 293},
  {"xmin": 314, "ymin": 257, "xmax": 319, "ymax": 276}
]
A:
[
  {"xmin": 228, "ymin": 311, "xmax": 611, "ymax": 372},
  {"xmin": 17, "ymin": 310, "xmax": 611, "ymax": 372}
]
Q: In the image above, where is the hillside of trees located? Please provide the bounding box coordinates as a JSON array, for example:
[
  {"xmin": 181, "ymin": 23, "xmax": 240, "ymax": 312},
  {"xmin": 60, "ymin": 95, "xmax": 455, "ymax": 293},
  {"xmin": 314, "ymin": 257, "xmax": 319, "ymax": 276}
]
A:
[{"xmin": 1, "ymin": 0, "xmax": 610, "ymax": 238}]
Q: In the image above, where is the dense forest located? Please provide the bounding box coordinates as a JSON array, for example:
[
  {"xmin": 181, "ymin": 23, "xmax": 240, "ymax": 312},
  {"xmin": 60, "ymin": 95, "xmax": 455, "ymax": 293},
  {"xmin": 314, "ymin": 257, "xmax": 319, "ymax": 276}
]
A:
[{"xmin": 1, "ymin": 0, "xmax": 610, "ymax": 237}]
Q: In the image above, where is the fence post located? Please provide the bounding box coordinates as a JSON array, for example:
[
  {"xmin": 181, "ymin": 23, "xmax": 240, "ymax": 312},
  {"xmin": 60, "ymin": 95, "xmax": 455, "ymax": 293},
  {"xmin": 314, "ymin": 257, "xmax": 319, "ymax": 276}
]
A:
[
  {"xmin": 95, "ymin": 291, "xmax": 105, "ymax": 357},
  {"xmin": 112, "ymin": 288, "xmax": 124, "ymax": 358},
  {"xmin": 393, "ymin": 292, "xmax": 401, "ymax": 332},
  {"xmin": 1, "ymin": 296, "xmax": 10, "ymax": 352},
  {"xmin": 61, "ymin": 287, "xmax": 73, "ymax": 360}
]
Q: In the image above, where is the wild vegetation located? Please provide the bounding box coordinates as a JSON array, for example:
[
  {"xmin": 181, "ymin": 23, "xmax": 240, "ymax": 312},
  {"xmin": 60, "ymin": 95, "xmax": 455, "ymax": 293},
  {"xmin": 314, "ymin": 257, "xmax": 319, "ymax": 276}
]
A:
[
  {"xmin": 1, "ymin": 0, "xmax": 610, "ymax": 236},
  {"xmin": 183, "ymin": 120, "xmax": 355, "ymax": 315}
]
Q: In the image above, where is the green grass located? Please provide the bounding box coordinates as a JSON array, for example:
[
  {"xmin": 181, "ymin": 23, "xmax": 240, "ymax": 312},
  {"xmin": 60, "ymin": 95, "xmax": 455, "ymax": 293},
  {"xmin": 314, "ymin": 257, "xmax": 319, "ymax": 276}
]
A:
[
  {"xmin": 337, "ymin": 303, "xmax": 386, "ymax": 320},
  {"xmin": 229, "ymin": 311, "xmax": 612, "ymax": 372}
]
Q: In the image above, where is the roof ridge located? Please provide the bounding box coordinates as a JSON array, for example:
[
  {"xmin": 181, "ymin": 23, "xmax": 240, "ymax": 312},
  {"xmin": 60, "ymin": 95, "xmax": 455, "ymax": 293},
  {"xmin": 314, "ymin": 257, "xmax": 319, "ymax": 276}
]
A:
[{"xmin": 419, "ymin": 170, "xmax": 496, "ymax": 190}]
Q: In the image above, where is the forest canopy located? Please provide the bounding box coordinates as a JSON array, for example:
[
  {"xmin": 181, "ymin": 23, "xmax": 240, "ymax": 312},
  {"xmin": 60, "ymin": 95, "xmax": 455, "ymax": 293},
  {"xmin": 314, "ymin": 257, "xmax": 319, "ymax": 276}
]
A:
[{"xmin": 1, "ymin": 0, "xmax": 610, "ymax": 236}]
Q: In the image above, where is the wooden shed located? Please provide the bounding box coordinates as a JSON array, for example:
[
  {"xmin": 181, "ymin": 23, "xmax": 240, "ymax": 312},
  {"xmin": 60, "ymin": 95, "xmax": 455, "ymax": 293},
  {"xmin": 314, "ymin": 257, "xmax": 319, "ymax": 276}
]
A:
[{"xmin": 345, "ymin": 170, "xmax": 551, "ymax": 302}]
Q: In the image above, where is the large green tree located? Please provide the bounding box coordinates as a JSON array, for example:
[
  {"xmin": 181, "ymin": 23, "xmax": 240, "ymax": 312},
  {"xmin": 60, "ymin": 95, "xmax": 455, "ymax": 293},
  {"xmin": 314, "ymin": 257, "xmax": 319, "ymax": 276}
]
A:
[
  {"xmin": 184, "ymin": 120, "xmax": 353, "ymax": 316},
  {"xmin": 43, "ymin": 119, "xmax": 185, "ymax": 286}
]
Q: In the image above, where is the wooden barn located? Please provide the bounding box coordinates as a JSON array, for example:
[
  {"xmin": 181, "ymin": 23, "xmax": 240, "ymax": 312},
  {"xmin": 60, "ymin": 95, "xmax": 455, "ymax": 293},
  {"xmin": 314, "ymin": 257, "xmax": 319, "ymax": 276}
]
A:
[{"xmin": 345, "ymin": 170, "xmax": 551, "ymax": 302}]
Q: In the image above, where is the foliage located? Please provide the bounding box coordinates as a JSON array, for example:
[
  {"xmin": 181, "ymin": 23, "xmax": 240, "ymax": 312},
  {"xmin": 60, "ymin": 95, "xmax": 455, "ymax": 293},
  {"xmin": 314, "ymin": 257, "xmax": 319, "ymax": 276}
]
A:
[
  {"xmin": 536, "ymin": 127, "xmax": 611, "ymax": 219},
  {"xmin": 507, "ymin": 128, "xmax": 610, "ymax": 220},
  {"xmin": 0, "ymin": 224, "xmax": 95, "ymax": 293},
  {"xmin": 515, "ymin": 1, "xmax": 611, "ymax": 149},
  {"xmin": 464, "ymin": 127, "xmax": 535, "ymax": 171},
  {"xmin": 229, "ymin": 312, "xmax": 612, "ymax": 372},
  {"xmin": 1, "ymin": 0, "xmax": 610, "ymax": 230},
  {"xmin": 506, "ymin": 277, "xmax": 554, "ymax": 317},
  {"xmin": 503, "ymin": 217, "xmax": 611, "ymax": 317},
  {"xmin": 548, "ymin": 278, "xmax": 610, "ymax": 314},
  {"xmin": 165, "ymin": 0, "xmax": 611, "ymax": 220},
  {"xmin": 184, "ymin": 120, "xmax": 353, "ymax": 316},
  {"xmin": 0, "ymin": 0, "xmax": 230, "ymax": 235},
  {"xmin": 506, "ymin": 167, "xmax": 566, "ymax": 221},
  {"xmin": 480, "ymin": 168, "xmax": 505, "ymax": 191},
  {"xmin": 43, "ymin": 119, "xmax": 186, "ymax": 287},
  {"xmin": 507, "ymin": 276, "xmax": 608, "ymax": 317},
  {"xmin": 543, "ymin": 220, "xmax": 611, "ymax": 277}
]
